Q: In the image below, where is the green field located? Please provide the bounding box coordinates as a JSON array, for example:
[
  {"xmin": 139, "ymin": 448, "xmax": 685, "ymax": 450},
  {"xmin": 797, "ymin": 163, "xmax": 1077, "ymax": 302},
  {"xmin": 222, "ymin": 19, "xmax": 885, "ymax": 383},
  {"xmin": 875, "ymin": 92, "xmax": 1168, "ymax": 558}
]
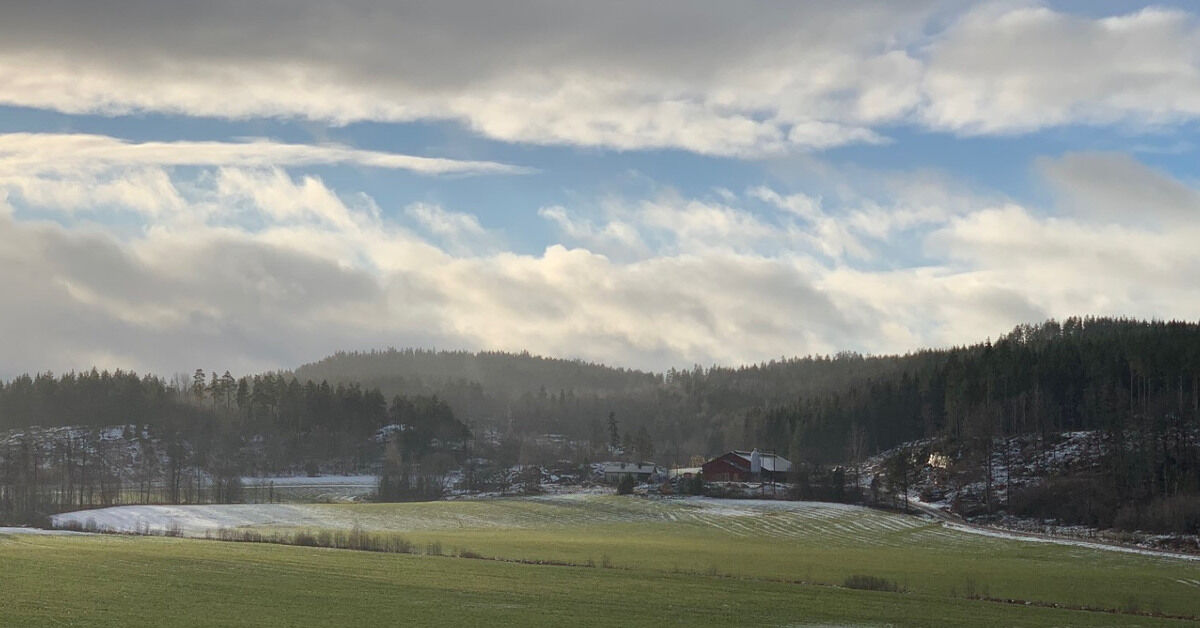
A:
[{"xmin": 10, "ymin": 495, "xmax": 1200, "ymax": 626}]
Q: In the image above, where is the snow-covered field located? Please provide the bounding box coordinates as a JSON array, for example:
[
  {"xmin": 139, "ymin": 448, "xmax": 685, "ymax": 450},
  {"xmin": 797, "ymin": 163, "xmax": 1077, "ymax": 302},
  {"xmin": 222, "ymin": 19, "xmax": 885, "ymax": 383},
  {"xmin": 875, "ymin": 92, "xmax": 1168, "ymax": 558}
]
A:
[
  {"xmin": 242, "ymin": 475, "xmax": 377, "ymax": 487},
  {"xmin": 48, "ymin": 493, "xmax": 1200, "ymax": 562},
  {"xmin": 51, "ymin": 494, "xmax": 922, "ymax": 540},
  {"xmin": 944, "ymin": 521, "xmax": 1200, "ymax": 561},
  {"xmin": 0, "ymin": 526, "xmax": 88, "ymax": 536},
  {"xmin": 241, "ymin": 475, "xmax": 377, "ymax": 502},
  {"xmin": 53, "ymin": 504, "xmax": 365, "ymax": 536}
]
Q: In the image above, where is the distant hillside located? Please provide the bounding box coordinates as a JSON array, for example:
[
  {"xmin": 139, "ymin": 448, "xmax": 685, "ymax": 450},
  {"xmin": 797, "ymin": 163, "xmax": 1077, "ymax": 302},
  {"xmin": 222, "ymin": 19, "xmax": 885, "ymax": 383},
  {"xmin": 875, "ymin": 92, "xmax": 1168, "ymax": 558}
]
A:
[
  {"xmin": 292, "ymin": 349, "xmax": 662, "ymax": 401},
  {"xmin": 1, "ymin": 317, "xmax": 1197, "ymax": 534},
  {"xmin": 287, "ymin": 320, "xmax": 1200, "ymax": 530}
]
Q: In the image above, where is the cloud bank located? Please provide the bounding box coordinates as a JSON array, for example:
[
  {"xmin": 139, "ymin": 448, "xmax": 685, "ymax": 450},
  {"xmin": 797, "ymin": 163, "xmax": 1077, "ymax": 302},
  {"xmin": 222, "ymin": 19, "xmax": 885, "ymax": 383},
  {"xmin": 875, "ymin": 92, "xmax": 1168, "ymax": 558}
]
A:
[
  {"xmin": 2, "ymin": 135, "xmax": 1199, "ymax": 376},
  {"xmin": 3, "ymin": 2, "xmax": 1199, "ymax": 155},
  {"xmin": 2, "ymin": 2, "xmax": 1199, "ymax": 377}
]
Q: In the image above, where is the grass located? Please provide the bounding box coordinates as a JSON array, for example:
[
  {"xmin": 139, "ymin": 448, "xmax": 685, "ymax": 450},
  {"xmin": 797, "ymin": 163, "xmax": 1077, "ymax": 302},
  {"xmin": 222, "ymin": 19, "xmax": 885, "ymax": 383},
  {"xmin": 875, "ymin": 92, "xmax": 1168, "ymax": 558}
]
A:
[
  {"xmin": 218, "ymin": 495, "xmax": 1200, "ymax": 619},
  {"xmin": 0, "ymin": 533, "xmax": 1193, "ymax": 627},
  {"xmin": 15, "ymin": 494, "xmax": 1200, "ymax": 626}
]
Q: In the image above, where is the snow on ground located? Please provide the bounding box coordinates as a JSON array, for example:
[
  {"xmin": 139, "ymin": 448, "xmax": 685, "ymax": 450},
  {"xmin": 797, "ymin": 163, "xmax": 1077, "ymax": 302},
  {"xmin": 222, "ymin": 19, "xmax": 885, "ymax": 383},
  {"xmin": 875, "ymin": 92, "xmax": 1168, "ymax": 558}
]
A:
[
  {"xmin": 241, "ymin": 475, "xmax": 377, "ymax": 487},
  {"xmin": 943, "ymin": 522, "xmax": 1200, "ymax": 562},
  {"xmin": 50, "ymin": 493, "xmax": 926, "ymax": 543},
  {"xmin": 47, "ymin": 492, "xmax": 1199, "ymax": 561},
  {"xmin": 0, "ymin": 526, "xmax": 89, "ymax": 536},
  {"xmin": 683, "ymin": 497, "xmax": 863, "ymax": 512},
  {"xmin": 240, "ymin": 475, "xmax": 378, "ymax": 503},
  {"xmin": 52, "ymin": 504, "xmax": 364, "ymax": 536}
]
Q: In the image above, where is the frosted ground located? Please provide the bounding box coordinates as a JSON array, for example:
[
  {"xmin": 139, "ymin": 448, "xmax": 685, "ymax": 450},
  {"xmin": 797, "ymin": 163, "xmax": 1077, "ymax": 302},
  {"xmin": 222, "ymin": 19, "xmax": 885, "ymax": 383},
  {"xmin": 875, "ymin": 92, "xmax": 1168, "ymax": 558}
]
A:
[
  {"xmin": 53, "ymin": 496, "xmax": 883, "ymax": 539},
  {"xmin": 50, "ymin": 494, "xmax": 1200, "ymax": 562},
  {"xmin": 0, "ymin": 527, "xmax": 86, "ymax": 536},
  {"xmin": 240, "ymin": 474, "xmax": 378, "ymax": 502}
]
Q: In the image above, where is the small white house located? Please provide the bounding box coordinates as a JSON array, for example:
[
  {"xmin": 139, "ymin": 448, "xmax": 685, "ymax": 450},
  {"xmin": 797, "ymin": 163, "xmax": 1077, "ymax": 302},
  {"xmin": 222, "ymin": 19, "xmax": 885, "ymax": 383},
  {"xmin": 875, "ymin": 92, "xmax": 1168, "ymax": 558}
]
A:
[{"xmin": 600, "ymin": 461, "xmax": 660, "ymax": 484}]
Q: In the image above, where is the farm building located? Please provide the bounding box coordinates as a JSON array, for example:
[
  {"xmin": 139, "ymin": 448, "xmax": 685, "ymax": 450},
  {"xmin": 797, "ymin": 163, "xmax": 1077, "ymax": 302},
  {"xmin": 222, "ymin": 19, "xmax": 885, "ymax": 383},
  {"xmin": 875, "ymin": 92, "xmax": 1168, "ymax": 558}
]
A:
[
  {"xmin": 701, "ymin": 450, "xmax": 792, "ymax": 482},
  {"xmin": 600, "ymin": 462, "xmax": 660, "ymax": 484},
  {"xmin": 668, "ymin": 466, "xmax": 701, "ymax": 479}
]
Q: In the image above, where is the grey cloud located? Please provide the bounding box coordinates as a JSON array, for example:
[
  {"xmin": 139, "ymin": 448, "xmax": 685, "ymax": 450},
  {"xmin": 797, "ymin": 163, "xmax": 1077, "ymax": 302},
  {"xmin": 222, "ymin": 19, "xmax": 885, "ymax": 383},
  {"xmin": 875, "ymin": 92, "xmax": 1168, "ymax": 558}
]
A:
[
  {"xmin": 1038, "ymin": 152, "xmax": 1200, "ymax": 226},
  {"xmin": 409, "ymin": 247, "xmax": 876, "ymax": 369},
  {"xmin": 0, "ymin": 213, "xmax": 411, "ymax": 378},
  {"xmin": 0, "ymin": 134, "xmax": 528, "ymax": 177},
  {"xmin": 0, "ymin": 1, "xmax": 919, "ymax": 85},
  {"xmin": 4, "ymin": 181, "xmax": 885, "ymax": 376},
  {"xmin": 7, "ymin": 143, "xmax": 1200, "ymax": 379},
  {"xmin": 4, "ymin": 3, "xmax": 1200, "ymax": 153},
  {"xmin": 923, "ymin": 5, "xmax": 1200, "ymax": 132},
  {"xmin": 0, "ymin": 1, "xmax": 940, "ymax": 154}
]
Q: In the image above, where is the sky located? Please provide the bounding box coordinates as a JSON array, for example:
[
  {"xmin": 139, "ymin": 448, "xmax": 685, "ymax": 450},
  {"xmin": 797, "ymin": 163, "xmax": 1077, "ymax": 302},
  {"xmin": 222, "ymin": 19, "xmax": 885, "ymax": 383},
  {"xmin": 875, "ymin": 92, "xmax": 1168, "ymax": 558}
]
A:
[{"xmin": 2, "ymin": 0, "xmax": 1200, "ymax": 377}]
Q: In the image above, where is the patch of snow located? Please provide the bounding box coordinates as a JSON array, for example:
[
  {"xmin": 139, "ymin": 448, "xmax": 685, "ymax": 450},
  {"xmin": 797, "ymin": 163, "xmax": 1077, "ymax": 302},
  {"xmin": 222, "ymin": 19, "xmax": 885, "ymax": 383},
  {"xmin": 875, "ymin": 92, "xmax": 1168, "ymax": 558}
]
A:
[
  {"xmin": 682, "ymin": 496, "xmax": 865, "ymax": 514},
  {"xmin": 52, "ymin": 504, "xmax": 338, "ymax": 536},
  {"xmin": 241, "ymin": 475, "xmax": 377, "ymax": 487},
  {"xmin": 0, "ymin": 526, "xmax": 89, "ymax": 536},
  {"xmin": 943, "ymin": 522, "xmax": 1200, "ymax": 562}
]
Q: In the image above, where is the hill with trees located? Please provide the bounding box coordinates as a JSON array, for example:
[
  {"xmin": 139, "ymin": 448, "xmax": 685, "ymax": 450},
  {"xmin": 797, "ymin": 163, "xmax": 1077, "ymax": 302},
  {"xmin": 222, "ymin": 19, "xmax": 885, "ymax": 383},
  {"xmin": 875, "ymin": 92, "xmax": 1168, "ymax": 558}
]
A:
[
  {"xmin": 0, "ymin": 369, "xmax": 466, "ymax": 523},
  {"xmin": 284, "ymin": 317, "xmax": 1200, "ymax": 532},
  {"xmin": 2, "ymin": 316, "xmax": 1198, "ymax": 533},
  {"xmin": 294, "ymin": 349, "xmax": 661, "ymax": 399}
]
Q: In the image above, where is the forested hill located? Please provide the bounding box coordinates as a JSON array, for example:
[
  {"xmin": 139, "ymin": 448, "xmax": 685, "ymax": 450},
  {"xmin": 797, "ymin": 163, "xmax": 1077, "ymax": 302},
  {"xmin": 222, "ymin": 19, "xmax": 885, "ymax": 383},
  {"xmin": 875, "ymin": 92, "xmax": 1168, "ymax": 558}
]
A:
[
  {"xmin": 287, "ymin": 318, "xmax": 1200, "ymax": 469},
  {"xmin": 746, "ymin": 317, "xmax": 1200, "ymax": 454},
  {"xmin": 292, "ymin": 349, "xmax": 662, "ymax": 400},
  {"xmin": 4, "ymin": 316, "xmax": 1199, "ymax": 472},
  {"xmin": 2, "ymin": 317, "xmax": 1198, "ymax": 530}
]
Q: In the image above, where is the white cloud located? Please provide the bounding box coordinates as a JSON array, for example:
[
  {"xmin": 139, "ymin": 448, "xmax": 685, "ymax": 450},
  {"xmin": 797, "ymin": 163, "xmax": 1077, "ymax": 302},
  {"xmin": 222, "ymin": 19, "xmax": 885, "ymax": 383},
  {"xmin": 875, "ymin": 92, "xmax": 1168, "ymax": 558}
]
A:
[
  {"xmin": 3, "ymin": 3, "xmax": 1200, "ymax": 154},
  {"xmin": 748, "ymin": 187, "xmax": 870, "ymax": 260},
  {"xmin": 748, "ymin": 187, "xmax": 822, "ymax": 221},
  {"xmin": 0, "ymin": 167, "xmax": 186, "ymax": 217},
  {"xmin": 923, "ymin": 4, "xmax": 1200, "ymax": 133},
  {"xmin": 0, "ymin": 133, "xmax": 529, "ymax": 177},
  {"xmin": 407, "ymin": 203, "xmax": 485, "ymax": 239},
  {"xmin": 2, "ymin": 136, "xmax": 1200, "ymax": 376},
  {"xmin": 405, "ymin": 202, "xmax": 499, "ymax": 255},
  {"xmin": 0, "ymin": 2, "xmax": 936, "ymax": 155},
  {"xmin": 537, "ymin": 205, "xmax": 647, "ymax": 260},
  {"xmin": 213, "ymin": 167, "xmax": 365, "ymax": 230},
  {"xmin": 1037, "ymin": 151, "xmax": 1200, "ymax": 226},
  {"xmin": 540, "ymin": 194, "xmax": 827, "ymax": 260},
  {"xmin": 0, "ymin": 133, "xmax": 527, "ymax": 225}
]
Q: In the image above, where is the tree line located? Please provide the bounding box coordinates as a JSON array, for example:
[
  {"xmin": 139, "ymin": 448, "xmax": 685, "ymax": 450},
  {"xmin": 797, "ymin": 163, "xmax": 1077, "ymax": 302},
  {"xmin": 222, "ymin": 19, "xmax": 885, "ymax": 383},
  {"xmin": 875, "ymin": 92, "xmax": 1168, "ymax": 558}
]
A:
[
  {"xmin": 736, "ymin": 318, "xmax": 1200, "ymax": 531},
  {"xmin": 0, "ymin": 369, "xmax": 467, "ymax": 523},
  {"xmin": 282, "ymin": 317, "xmax": 1200, "ymax": 531},
  {"xmin": 4, "ymin": 316, "xmax": 1199, "ymax": 532}
]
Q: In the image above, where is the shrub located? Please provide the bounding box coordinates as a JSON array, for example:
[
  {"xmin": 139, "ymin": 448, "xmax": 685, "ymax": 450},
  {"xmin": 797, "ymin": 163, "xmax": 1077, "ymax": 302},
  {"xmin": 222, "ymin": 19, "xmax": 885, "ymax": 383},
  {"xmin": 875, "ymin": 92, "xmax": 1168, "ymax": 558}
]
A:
[
  {"xmin": 518, "ymin": 465, "xmax": 543, "ymax": 495},
  {"xmin": 617, "ymin": 474, "xmax": 635, "ymax": 495},
  {"xmin": 2, "ymin": 512, "xmax": 51, "ymax": 528},
  {"xmin": 677, "ymin": 475, "xmax": 705, "ymax": 496},
  {"xmin": 1114, "ymin": 493, "xmax": 1200, "ymax": 534},
  {"xmin": 385, "ymin": 535, "xmax": 415, "ymax": 554},
  {"xmin": 1008, "ymin": 476, "xmax": 1118, "ymax": 528},
  {"xmin": 843, "ymin": 574, "xmax": 899, "ymax": 592}
]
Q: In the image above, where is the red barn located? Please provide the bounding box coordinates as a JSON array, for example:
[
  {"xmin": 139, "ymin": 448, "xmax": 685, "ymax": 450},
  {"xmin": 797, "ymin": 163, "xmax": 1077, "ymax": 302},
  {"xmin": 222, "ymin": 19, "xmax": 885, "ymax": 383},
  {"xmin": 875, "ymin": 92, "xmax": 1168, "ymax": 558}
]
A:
[{"xmin": 701, "ymin": 450, "xmax": 792, "ymax": 482}]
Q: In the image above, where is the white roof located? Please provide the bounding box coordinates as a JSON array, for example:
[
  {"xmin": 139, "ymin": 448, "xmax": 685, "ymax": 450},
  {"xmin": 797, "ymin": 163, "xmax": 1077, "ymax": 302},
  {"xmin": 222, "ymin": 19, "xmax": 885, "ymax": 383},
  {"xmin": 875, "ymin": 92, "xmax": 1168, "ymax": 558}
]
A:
[
  {"xmin": 669, "ymin": 467, "xmax": 702, "ymax": 477},
  {"xmin": 600, "ymin": 461, "xmax": 657, "ymax": 474},
  {"xmin": 731, "ymin": 451, "xmax": 792, "ymax": 473}
]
